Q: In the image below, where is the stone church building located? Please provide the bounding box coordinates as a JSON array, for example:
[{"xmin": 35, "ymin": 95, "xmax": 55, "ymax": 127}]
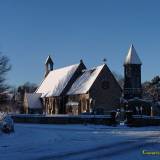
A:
[
  {"xmin": 24, "ymin": 44, "xmax": 160, "ymax": 116},
  {"xmin": 24, "ymin": 56, "xmax": 122, "ymax": 115}
]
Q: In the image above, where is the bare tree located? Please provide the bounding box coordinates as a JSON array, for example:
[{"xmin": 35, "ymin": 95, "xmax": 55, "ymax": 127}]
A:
[
  {"xmin": 0, "ymin": 53, "xmax": 11, "ymax": 105},
  {"xmin": 0, "ymin": 53, "xmax": 11, "ymax": 93},
  {"xmin": 142, "ymin": 75, "xmax": 160, "ymax": 101}
]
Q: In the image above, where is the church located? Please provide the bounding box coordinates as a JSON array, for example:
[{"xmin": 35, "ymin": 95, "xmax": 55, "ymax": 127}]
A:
[
  {"xmin": 24, "ymin": 44, "xmax": 143, "ymax": 115},
  {"xmin": 24, "ymin": 56, "xmax": 122, "ymax": 115}
]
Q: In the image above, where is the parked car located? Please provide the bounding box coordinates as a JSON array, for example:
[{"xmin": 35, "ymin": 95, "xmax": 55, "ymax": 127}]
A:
[{"xmin": 0, "ymin": 113, "xmax": 14, "ymax": 133}]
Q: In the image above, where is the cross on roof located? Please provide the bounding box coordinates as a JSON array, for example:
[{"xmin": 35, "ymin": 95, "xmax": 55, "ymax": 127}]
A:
[{"xmin": 103, "ymin": 58, "xmax": 107, "ymax": 63}]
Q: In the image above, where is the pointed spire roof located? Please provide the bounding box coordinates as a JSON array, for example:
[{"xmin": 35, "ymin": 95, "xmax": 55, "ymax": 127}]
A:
[
  {"xmin": 124, "ymin": 44, "xmax": 142, "ymax": 65},
  {"xmin": 45, "ymin": 55, "xmax": 53, "ymax": 64}
]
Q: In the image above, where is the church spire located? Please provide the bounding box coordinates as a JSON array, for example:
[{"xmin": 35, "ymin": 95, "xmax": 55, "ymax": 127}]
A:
[
  {"xmin": 45, "ymin": 55, "xmax": 54, "ymax": 77},
  {"xmin": 124, "ymin": 44, "xmax": 142, "ymax": 65},
  {"xmin": 45, "ymin": 55, "xmax": 53, "ymax": 65}
]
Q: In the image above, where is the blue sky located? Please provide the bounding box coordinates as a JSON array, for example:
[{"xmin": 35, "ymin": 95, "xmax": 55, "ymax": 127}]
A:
[{"xmin": 0, "ymin": 0, "xmax": 160, "ymax": 86}]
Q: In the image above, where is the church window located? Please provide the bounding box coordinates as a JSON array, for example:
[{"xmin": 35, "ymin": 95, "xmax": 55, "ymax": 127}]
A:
[{"xmin": 101, "ymin": 81, "xmax": 109, "ymax": 90}]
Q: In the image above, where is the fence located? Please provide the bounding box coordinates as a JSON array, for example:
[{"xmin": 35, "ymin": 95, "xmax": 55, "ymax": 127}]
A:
[
  {"xmin": 126, "ymin": 112, "xmax": 160, "ymax": 126},
  {"xmin": 11, "ymin": 113, "xmax": 117, "ymax": 125}
]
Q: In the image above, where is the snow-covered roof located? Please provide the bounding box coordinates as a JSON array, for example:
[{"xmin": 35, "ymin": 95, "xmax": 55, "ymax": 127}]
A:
[
  {"xmin": 36, "ymin": 63, "xmax": 80, "ymax": 97},
  {"xmin": 25, "ymin": 93, "xmax": 42, "ymax": 109},
  {"xmin": 124, "ymin": 44, "xmax": 142, "ymax": 65},
  {"xmin": 67, "ymin": 64, "xmax": 105, "ymax": 95}
]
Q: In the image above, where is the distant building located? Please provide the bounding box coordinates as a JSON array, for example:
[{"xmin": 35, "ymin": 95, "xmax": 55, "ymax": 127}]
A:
[
  {"xmin": 25, "ymin": 56, "xmax": 122, "ymax": 115},
  {"xmin": 24, "ymin": 93, "xmax": 42, "ymax": 114},
  {"xmin": 123, "ymin": 44, "xmax": 142, "ymax": 99}
]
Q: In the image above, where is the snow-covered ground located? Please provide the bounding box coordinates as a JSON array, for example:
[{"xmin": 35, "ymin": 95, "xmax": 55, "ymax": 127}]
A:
[{"xmin": 0, "ymin": 124, "xmax": 160, "ymax": 160}]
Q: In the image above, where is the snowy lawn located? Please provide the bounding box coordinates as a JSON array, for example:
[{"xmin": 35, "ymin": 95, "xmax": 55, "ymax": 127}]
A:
[{"xmin": 0, "ymin": 124, "xmax": 160, "ymax": 160}]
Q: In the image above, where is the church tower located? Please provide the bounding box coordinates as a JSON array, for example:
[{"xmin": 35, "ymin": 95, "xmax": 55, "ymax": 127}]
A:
[
  {"xmin": 124, "ymin": 44, "xmax": 142, "ymax": 99},
  {"xmin": 45, "ymin": 55, "xmax": 54, "ymax": 77}
]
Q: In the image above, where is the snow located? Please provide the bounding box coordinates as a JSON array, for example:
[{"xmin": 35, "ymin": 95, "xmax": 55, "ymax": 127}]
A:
[
  {"xmin": 124, "ymin": 44, "xmax": 142, "ymax": 65},
  {"xmin": 67, "ymin": 64, "xmax": 104, "ymax": 95},
  {"xmin": 0, "ymin": 124, "xmax": 160, "ymax": 160},
  {"xmin": 25, "ymin": 93, "xmax": 42, "ymax": 109},
  {"xmin": 0, "ymin": 112, "xmax": 7, "ymax": 121},
  {"xmin": 36, "ymin": 63, "xmax": 80, "ymax": 97}
]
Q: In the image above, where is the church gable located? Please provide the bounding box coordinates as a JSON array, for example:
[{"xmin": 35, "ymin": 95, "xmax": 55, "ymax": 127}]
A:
[
  {"xmin": 89, "ymin": 64, "xmax": 122, "ymax": 111},
  {"xmin": 90, "ymin": 64, "xmax": 121, "ymax": 94},
  {"xmin": 67, "ymin": 64, "xmax": 104, "ymax": 95}
]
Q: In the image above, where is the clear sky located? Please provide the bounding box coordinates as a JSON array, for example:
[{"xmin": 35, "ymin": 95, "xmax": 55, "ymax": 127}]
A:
[{"xmin": 0, "ymin": 0, "xmax": 160, "ymax": 86}]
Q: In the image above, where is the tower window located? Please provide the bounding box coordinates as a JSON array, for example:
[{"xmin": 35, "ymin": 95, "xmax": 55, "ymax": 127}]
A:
[{"xmin": 126, "ymin": 67, "xmax": 132, "ymax": 77}]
